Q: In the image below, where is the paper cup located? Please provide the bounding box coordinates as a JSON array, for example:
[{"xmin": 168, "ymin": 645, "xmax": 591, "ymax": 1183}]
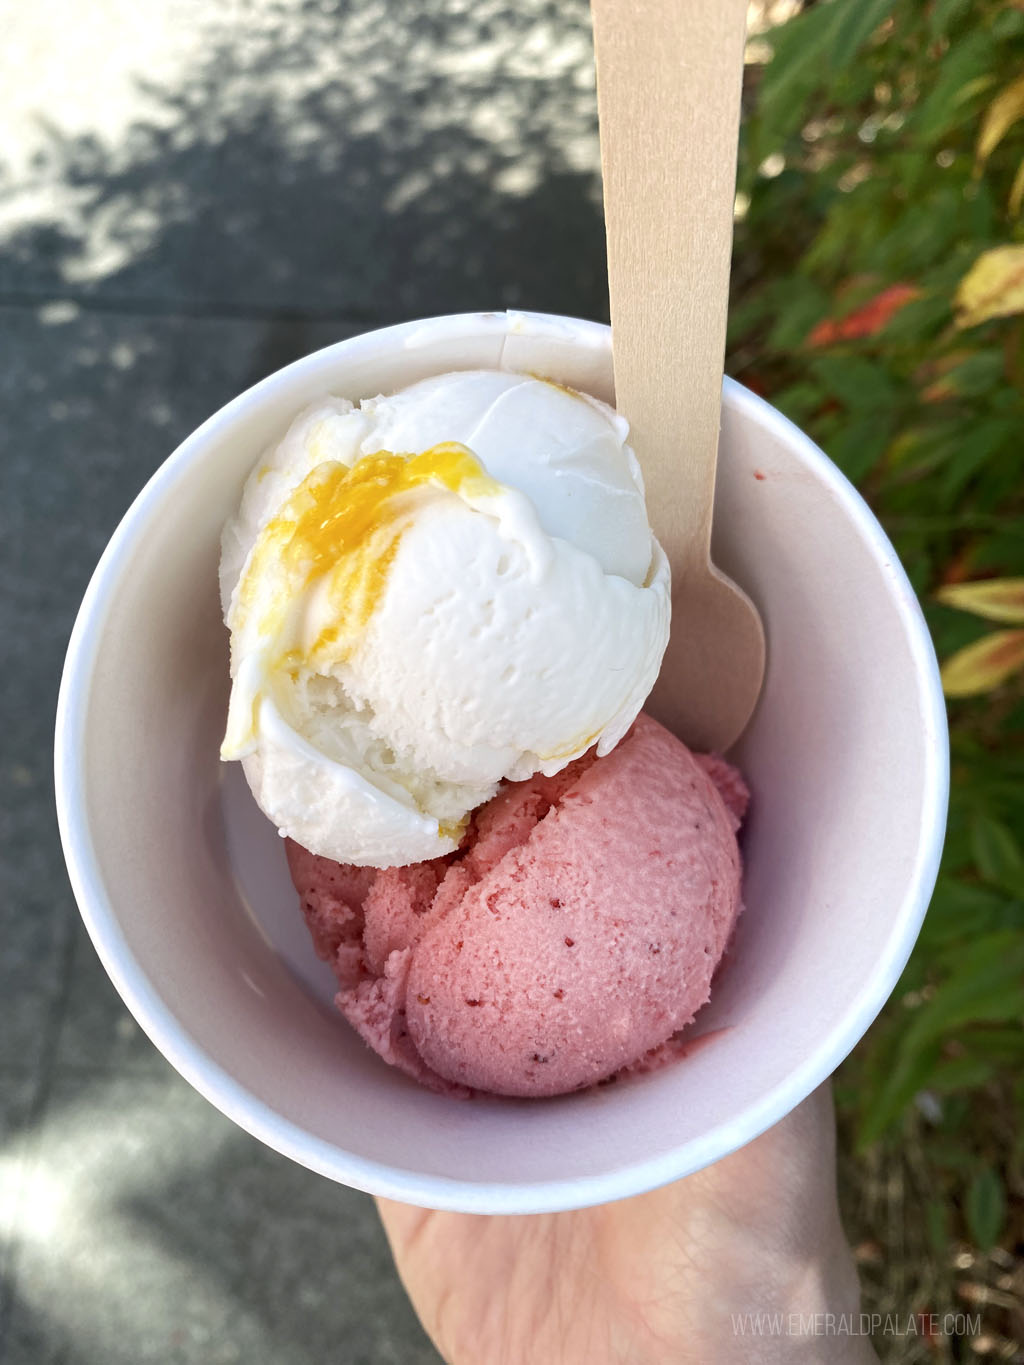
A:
[{"xmin": 55, "ymin": 311, "xmax": 948, "ymax": 1214}]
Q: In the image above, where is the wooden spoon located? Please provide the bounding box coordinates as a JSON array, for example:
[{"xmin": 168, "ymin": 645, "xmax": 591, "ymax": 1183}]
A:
[{"xmin": 592, "ymin": 0, "xmax": 765, "ymax": 753}]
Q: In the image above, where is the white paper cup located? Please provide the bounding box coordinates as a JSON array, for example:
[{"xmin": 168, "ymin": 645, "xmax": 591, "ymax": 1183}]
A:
[{"xmin": 55, "ymin": 311, "xmax": 948, "ymax": 1214}]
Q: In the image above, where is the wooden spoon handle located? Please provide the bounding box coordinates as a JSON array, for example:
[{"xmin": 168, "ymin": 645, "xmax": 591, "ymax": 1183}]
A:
[{"xmin": 592, "ymin": 0, "xmax": 747, "ymax": 575}]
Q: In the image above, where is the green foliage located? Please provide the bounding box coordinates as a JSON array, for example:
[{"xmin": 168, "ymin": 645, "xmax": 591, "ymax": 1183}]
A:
[
  {"xmin": 730, "ymin": 0, "xmax": 1024, "ymax": 1257},
  {"xmin": 966, "ymin": 1165, "xmax": 1007, "ymax": 1247}
]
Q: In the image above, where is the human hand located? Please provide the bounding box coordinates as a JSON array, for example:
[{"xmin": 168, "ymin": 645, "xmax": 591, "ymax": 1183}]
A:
[{"xmin": 377, "ymin": 1081, "xmax": 875, "ymax": 1364}]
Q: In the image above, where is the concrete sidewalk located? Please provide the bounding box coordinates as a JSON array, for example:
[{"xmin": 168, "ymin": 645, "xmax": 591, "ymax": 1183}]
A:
[{"xmin": 0, "ymin": 2, "xmax": 606, "ymax": 1360}]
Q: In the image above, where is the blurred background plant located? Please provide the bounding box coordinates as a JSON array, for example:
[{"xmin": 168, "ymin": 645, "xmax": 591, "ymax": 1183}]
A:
[{"xmin": 734, "ymin": 0, "xmax": 1024, "ymax": 1357}]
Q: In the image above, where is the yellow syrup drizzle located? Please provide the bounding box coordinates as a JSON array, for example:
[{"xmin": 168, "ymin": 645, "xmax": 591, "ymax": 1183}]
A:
[
  {"xmin": 527, "ymin": 372, "xmax": 582, "ymax": 398},
  {"xmin": 241, "ymin": 441, "xmax": 500, "ymax": 653},
  {"xmin": 437, "ymin": 813, "xmax": 470, "ymax": 844},
  {"xmin": 537, "ymin": 728, "xmax": 603, "ymax": 765}
]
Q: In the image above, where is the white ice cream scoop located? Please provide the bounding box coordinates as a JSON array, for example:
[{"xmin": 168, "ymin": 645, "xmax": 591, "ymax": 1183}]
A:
[{"xmin": 219, "ymin": 370, "xmax": 670, "ymax": 866}]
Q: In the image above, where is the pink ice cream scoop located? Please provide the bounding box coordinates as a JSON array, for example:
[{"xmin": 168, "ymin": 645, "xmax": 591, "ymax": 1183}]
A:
[{"xmin": 287, "ymin": 713, "xmax": 748, "ymax": 1098}]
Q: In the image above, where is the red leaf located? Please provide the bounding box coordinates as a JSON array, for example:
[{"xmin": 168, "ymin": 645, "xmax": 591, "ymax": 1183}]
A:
[{"xmin": 808, "ymin": 283, "xmax": 921, "ymax": 346}]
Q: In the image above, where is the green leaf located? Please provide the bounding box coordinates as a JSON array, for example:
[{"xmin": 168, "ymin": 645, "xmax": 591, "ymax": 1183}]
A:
[
  {"xmin": 857, "ymin": 1036, "xmax": 945, "ymax": 1147},
  {"xmin": 940, "ymin": 1092, "xmax": 973, "ymax": 1132},
  {"xmin": 992, "ymin": 8, "xmax": 1024, "ymax": 41},
  {"xmin": 857, "ymin": 1038, "xmax": 944, "ymax": 1148},
  {"xmin": 965, "ymin": 1166, "xmax": 1006, "ymax": 1249},
  {"xmin": 904, "ymin": 931, "xmax": 1024, "ymax": 1048},
  {"xmin": 858, "ymin": 187, "xmax": 968, "ymax": 275},
  {"xmin": 1010, "ymin": 158, "xmax": 1024, "ymax": 218},
  {"xmin": 936, "ymin": 352, "xmax": 1007, "ymax": 401},
  {"xmin": 826, "ymin": 411, "xmax": 897, "ymax": 483},
  {"xmin": 726, "ymin": 293, "xmax": 774, "ymax": 345},
  {"xmin": 964, "ymin": 176, "xmax": 998, "ymax": 246},
  {"xmin": 768, "ymin": 285, "xmax": 833, "ymax": 352},
  {"xmin": 929, "ymin": 0, "xmax": 972, "ymax": 41},
  {"xmin": 920, "ymin": 879, "xmax": 1020, "ymax": 946},
  {"xmin": 955, "ymin": 1026, "xmax": 1024, "ymax": 1062},
  {"xmin": 770, "ymin": 382, "xmax": 826, "ymax": 427},
  {"xmin": 926, "ymin": 1198, "xmax": 951, "ymax": 1257},
  {"xmin": 941, "ymin": 421, "xmax": 1019, "ymax": 501},
  {"xmin": 828, "ymin": 0, "xmax": 896, "ymax": 71},
  {"xmin": 970, "ymin": 814, "xmax": 1024, "ymax": 892},
  {"xmin": 926, "ymin": 1136, "xmax": 979, "ymax": 1169},
  {"xmin": 755, "ymin": 2, "xmax": 842, "ymax": 155},
  {"xmin": 928, "ymin": 1051, "xmax": 1000, "ymax": 1093},
  {"xmin": 808, "ymin": 354, "xmax": 899, "ymax": 412},
  {"xmin": 880, "ymin": 291, "xmax": 953, "ymax": 344},
  {"xmin": 914, "ymin": 31, "xmax": 997, "ymax": 145}
]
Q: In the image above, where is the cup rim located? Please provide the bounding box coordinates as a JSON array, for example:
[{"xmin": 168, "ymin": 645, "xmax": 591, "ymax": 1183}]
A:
[{"xmin": 54, "ymin": 311, "xmax": 949, "ymax": 1213}]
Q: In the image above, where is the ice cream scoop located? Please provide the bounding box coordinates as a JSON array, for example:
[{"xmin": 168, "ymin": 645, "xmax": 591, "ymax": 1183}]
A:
[
  {"xmin": 288, "ymin": 712, "xmax": 748, "ymax": 1098},
  {"xmin": 220, "ymin": 370, "xmax": 670, "ymax": 866}
]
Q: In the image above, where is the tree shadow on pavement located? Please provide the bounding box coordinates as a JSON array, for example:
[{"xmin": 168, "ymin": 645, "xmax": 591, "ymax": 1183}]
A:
[{"xmin": 0, "ymin": 0, "xmax": 608, "ymax": 324}]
